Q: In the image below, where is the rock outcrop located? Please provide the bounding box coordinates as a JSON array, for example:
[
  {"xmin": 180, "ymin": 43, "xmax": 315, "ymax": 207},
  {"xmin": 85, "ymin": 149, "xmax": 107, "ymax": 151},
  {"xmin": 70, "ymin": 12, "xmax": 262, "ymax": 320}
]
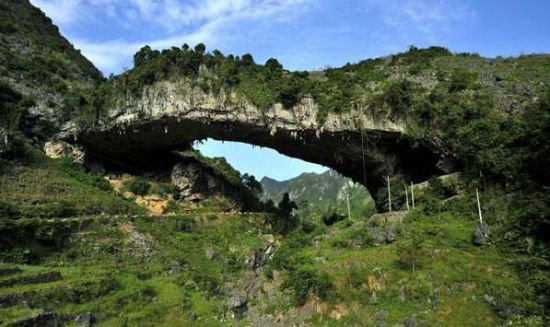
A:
[
  {"xmin": 76, "ymin": 80, "xmax": 444, "ymax": 201},
  {"xmin": 44, "ymin": 141, "xmax": 86, "ymax": 164},
  {"xmin": 0, "ymin": 127, "xmax": 8, "ymax": 156},
  {"xmin": 171, "ymin": 160, "xmax": 234, "ymax": 201}
]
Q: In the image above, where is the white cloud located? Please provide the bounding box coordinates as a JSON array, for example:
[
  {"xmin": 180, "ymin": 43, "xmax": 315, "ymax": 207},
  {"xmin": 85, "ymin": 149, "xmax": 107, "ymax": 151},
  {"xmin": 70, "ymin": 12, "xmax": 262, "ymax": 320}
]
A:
[
  {"xmin": 30, "ymin": 0, "xmax": 474, "ymax": 74},
  {"xmin": 72, "ymin": 24, "xmax": 215, "ymax": 73},
  {"xmin": 31, "ymin": 0, "xmax": 84, "ymax": 25},
  {"xmin": 31, "ymin": 0, "xmax": 307, "ymax": 31},
  {"xmin": 31, "ymin": 0, "xmax": 312, "ymax": 74},
  {"xmin": 371, "ymin": 0, "xmax": 476, "ymax": 37}
]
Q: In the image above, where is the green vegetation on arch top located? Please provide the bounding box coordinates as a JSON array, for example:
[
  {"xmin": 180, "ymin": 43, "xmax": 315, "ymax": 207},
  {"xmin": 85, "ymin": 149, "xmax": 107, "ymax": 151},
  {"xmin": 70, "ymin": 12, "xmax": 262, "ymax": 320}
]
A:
[{"xmin": 101, "ymin": 44, "xmax": 549, "ymax": 121}]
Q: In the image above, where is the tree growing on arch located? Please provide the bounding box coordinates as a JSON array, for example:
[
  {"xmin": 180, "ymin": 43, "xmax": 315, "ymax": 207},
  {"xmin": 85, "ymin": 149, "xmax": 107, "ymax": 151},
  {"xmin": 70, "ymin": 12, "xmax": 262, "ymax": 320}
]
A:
[{"xmin": 194, "ymin": 43, "xmax": 206, "ymax": 55}]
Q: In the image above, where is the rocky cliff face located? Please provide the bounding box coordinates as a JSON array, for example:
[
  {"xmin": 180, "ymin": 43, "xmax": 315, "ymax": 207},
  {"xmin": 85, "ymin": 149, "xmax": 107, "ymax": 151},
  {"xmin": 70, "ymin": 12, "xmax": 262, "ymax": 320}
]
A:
[
  {"xmin": 0, "ymin": 0, "xmax": 101, "ymax": 145},
  {"xmin": 77, "ymin": 79, "xmax": 443, "ymax": 201},
  {"xmin": 171, "ymin": 152, "xmax": 243, "ymax": 206}
]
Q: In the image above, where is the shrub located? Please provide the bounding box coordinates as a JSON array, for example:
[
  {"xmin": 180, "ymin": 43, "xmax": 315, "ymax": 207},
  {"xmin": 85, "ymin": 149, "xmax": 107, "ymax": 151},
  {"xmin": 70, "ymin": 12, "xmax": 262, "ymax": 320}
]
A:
[
  {"xmin": 172, "ymin": 216, "xmax": 195, "ymax": 232},
  {"xmin": 0, "ymin": 200, "xmax": 20, "ymax": 219},
  {"xmin": 315, "ymin": 272, "xmax": 333, "ymax": 301},
  {"xmin": 284, "ymin": 265, "xmax": 317, "ymax": 305},
  {"xmin": 67, "ymin": 275, "xmax": 119, "ymax": 304},
  {"xmin": 269, "ymin": 231, "xmax": 312, "ymax": 271},
  {"xmin": 384, "ymin": 80, "xmax": 414, "ymax": 115},
  {"xmin": 151, "ymin": 183, "xmax": 177, "ymax": 197},
  {"xmin": 427, "ymin": 176, "xmax": 456, "ymax": 199},
  {"xmin": 347, "ymin": 264, "xmax": 366, "ymax": 287},
  {"xmin": 137, "ymin": 285, "xmax": 157, "ymax": 302},
  {"xmin": 123, "ymin": 177, "xmax": 151, "ymax": 196},
  {"xmin": 57, "ymin": 159, "xmax": 112, "ymax": 192},
  {"xmin": 190, "ymin": 270, "xmax": 221, "ymax": 297},
  {"xmin": 331, "ymin": 237, "xmax": 349, "ymax": 249},
  {"xmin": 448, "ymin": 68, "xmax": 479, "ymax": 92},
  {"xmin": 397, "ymin": 231, "xmax": 426, "ymax": 272},
  {"xmin": 506, "ymin": 315, "xmax": 544, "ymax": 327},
  {"xmin": 322, "ymin": 212, "xmax": 346, "ymax": 226}
]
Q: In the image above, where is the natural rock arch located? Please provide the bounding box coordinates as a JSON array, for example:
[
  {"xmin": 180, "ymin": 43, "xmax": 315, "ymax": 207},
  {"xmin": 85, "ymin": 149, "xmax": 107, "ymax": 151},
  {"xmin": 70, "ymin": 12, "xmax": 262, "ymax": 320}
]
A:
[{"xmin": 74, "ymin": 81, "xmax": 444, "ymax": 204}]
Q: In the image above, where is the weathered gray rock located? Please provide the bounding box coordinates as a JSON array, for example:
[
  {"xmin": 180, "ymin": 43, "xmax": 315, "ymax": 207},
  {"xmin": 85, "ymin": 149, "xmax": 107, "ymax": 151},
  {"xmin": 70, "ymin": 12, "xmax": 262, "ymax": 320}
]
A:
[
  {"xmin": 245, "ymin": 243, "xmax": 275, "ymax": 269},
  {"xmin": 368, "ymin": 211, "xmax": 408, "ymax": 226},
  {"xmin": 0, "ymin": 267, "xmax": 22, "ymax": 277},
  {"xmin": 473, "ymin": 223, "xmax": 490, "ymax": 246},
  {"xmin": 10, "ymin": 312, "xmax": 58, "ymax": 327},
  {"xmin": 74, "ymin": 312, "xmax": 96, "ymax": 327},
  {"xmin": 187, "ymin": 312, "xmax": 197, "ymax": 321},
  {"xmin": 170, "ymin": 154, "xmax": 243, "ymax": 208},
  {"xmin": 404, "ymin": 316, "xmax": 417, "ymax": 327},
  {"xmin": 205, "ymin": 246, "xmax": 218, "ymax": 260},
  {"xmin": 0, "ymin": 271, "xmax": 62, "ymax": 288},
  {"xmin": 374, "ymin": 309, "xmax": 390, "ymax": 327},
  {"xmin": 376, "ymin": 309, "xmax": 389, "ymax": 320},
  {"xmin": 75, "ymin": 79, "xmax": 445, "ymax": 203},
  {"xmin": 385, "ymin": 227, "xmax": 396, "ymax": 243},
  {"xmin": 44, "ymin": 141, "xmax": 86, "ymax": 164},
  {"xmin": 0, "ymin": 291, "xmax": 37, "ymax": 308},
  {"xmin": 167, "ymin": 260, "xmax": 189, "ymax": 274},
  {"xmin": 227, "ymin": 290, "xmax": 248, "ymax": 319},
  {"xmin": 368, "ymin": 227, "xmax": 386, "ymax": 246},
  {"xmin": 0, "ymin": 127, "xmax": 8, "ymax": 156}
]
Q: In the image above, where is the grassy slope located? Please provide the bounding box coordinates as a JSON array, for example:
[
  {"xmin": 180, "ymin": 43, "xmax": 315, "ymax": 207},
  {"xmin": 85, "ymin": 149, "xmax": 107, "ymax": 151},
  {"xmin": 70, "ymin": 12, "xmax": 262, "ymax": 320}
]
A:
[
  {"xmin": 0, "ymin": 151, "xmax": 139, "ymax": 221},
  {"xmin": 0, "ymin": 187, "xmax": 546, "ymax": 326},
  {"xmin": 265, "ymin": 192, "xmax": 547, "ymax": 326},
  {"xmin": 0, "ymin": 0, "xmax": 101, "ymax": 85},
  {"xmin": 0, "ymin": 213, "xmax": 270, "ymax": 326}
]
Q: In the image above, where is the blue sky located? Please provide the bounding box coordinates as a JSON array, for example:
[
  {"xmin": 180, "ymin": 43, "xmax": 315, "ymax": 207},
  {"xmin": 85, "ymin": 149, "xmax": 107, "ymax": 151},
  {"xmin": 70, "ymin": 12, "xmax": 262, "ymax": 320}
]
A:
[{"xmin": 32, "ymin": 0, "xmax": 550, "ymax": 180}]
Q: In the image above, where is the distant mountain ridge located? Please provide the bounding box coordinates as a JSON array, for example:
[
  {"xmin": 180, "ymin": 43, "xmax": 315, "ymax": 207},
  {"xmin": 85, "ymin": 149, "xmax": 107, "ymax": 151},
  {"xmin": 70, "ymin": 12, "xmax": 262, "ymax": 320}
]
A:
[{"xmin": 261, "ymin": 170, "xmax": 375, "ymax": 220}]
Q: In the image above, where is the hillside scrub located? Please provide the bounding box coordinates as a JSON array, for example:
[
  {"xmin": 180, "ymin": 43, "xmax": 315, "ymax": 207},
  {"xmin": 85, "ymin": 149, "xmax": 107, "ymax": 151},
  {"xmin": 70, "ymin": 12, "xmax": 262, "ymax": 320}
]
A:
[{"xmin": 97, "ymin": 45, "xmax": 548, "ymax": 123}]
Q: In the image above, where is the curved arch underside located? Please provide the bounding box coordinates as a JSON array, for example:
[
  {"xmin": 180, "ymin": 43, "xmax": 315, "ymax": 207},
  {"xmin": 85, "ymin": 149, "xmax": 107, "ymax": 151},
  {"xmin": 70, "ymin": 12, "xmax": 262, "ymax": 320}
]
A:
[{"xmin": 75, "ymin": 82, "xmax": 445, "ymax": 205}]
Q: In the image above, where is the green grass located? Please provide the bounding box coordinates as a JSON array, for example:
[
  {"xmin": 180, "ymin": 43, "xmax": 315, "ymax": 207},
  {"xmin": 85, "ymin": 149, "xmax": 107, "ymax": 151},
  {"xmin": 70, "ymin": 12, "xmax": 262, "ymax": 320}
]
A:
[
  {"xmin": 263, "ymin": 191, "xmax": 547, "ymax": 326},
  {"xmin": 0, "ymin": 211, "xmax": 269, "ymax": 326},
  {"xmin": 0, "ymin": 154, "xmax": 547, "ymax": 326},
  {"xmin": 0, "ymin": 156, "xmax": 140, "ymax": 220}
]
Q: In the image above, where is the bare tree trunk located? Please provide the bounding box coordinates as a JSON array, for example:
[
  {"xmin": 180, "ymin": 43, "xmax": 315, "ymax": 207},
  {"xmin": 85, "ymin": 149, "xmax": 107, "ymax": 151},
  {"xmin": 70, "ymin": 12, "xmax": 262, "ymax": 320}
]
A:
[
  {"xmin": 346, "ymin": 193, "xmax": 351, "ymax": 220},
  {"xmin": 387, "ymin": 176, "xmax": 392, "ymax": 212},
  {"xmin": 410, "ymin": 182, "xmax": 415, "ymax": 209},
  {"xmin": 405, "ymin": 186, "xmax": 410, "ymax": 211},
  {"xmin": 476, "ymin": 188, "xmax": 483, "ymax": 224}
]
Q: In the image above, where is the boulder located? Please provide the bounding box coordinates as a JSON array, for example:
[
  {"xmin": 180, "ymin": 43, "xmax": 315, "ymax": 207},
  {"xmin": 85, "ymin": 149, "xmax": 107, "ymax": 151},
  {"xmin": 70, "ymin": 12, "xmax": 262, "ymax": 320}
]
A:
[
  {"xmin": 376, "ymin": 309, "xmax": 389, "ymax": 320},
  {"xmin": 0, "ymin": 267, "xmax": 22, "ymax": 276},
  {"xmin": 226, "ymin": 290, "xmax": 248, "ymax": 319},
  {"xmin": 0, "ymin": 271, "xmax": 62, "ymax": 288},
  {"xmin": 368, "ymin": 211, "xmax": 407, "ymax": 226},
  {"xmin": 473, "ymin": 223, "xmax": 490, "ymax": 246},
  {"xmin": 368, "ymin": 227, "xmax": 386, "ymax": 246},
  {"xmin": 10, "ymin": 312, "xmax": 58, "ymax": 327},
  {"xmin": 385, "ymin": 227, "xmax": 396, "ymax": 243},
  {"xmin": 205, "ymin": 246, "xmax": 218, "ymax": 260},
  {"xmin": 0, "ymin": 291, "xmax": 37, "ymax": 307},
  {"xmin": 245, "ymin": 243, "xmax": 275, "ymax": 269},
  {"xmin": 0, "ymin": 127, "xmax": 8, "ymax": 155},
  {"xmin": 74, "ymin": 312, "xmax": 96, "ymax": 326},
  {"xmin": 44, "ymin": 141, "xmax": 85, "ymax": 164},
  {"xmin": 404, "ymin": 316, "xmax": 417, "ymax": 327}
]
